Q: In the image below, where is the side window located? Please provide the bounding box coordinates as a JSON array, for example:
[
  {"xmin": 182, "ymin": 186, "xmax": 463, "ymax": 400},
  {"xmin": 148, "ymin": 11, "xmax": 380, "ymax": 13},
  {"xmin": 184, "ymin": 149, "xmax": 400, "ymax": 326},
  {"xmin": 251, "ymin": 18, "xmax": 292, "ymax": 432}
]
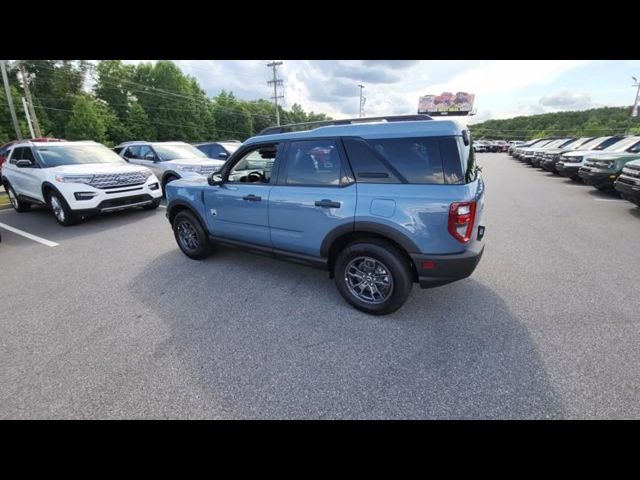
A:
[
  {"xmin": 627, "ymin": 141, "xmax": 640, "ymax": 153},
  {"xmin": 138, "ymin": 145, "xmax": 155, "ymax": 160},
  {"xmin": 113, "ymin": 147, "xmax": 124, "ymax": 155},
  {"xmin": 227, "ymin": 144, "xmax": 278, "ymax": 184},
  {"xmin": 195, "ymin": 145, "xmax": 210, "ymax": 157},
  {"xmin": 439, "ymin": 137, "xmax": 464, "ymax": 184},
  {"xmin": 124, "ymin": 146, "xmax": 140, "ymax": 159},
  {"xmin": 342, "ymin": 137, "xmax": 400, "ymax": 184},
  {"xmin": 209, "ymin": 145, "xmax": 224, "ymax": 158},
  {"xmin": 284, "ymin": 140, "xmax": 342, "ymax": 186},
  {"xmin": 9, "ymin": 147, "xmax": 22, "ymax": 163},
  {"xmin": 366, "ymin": 137, "xmax": 444, "ymax": 184},
  {"xmin": 22, "ymin": 148, "xmax": 36, "ymax": 163}
]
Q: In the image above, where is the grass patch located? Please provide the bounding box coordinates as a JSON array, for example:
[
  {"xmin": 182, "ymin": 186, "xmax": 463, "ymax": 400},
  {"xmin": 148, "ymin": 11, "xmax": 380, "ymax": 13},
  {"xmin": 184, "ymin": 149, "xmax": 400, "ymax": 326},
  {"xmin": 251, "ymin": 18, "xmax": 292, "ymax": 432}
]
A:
[{"xmin": 0, "ymin": 193, "xmax": 10, "ymax": 208}]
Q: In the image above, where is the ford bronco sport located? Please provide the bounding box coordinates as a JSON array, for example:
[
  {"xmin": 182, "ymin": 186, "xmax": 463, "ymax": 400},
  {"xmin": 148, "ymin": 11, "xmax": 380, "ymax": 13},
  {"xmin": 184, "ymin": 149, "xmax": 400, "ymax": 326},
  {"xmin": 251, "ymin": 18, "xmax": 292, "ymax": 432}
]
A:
[{"xmin": 165, "ymin": 115, "xmax": 486, "ymax": 315}]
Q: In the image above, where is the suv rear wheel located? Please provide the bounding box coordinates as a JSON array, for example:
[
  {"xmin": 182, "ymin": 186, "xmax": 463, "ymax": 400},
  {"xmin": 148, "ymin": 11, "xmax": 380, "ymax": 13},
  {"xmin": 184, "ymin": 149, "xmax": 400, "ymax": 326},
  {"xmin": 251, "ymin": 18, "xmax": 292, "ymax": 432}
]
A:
[
  {"xmin": 334, "ymin": 239, "xmax": 413, "ymax": 315},
  {"xmin": 172, "ymin": 210, "xmax": 213, "ymax": 259},
  {"xmin": 6, "ymin": 184, "xmax": 31, "ymax": 212},
  {"xmin": 47, "ymin": 190, "xmax": 78, "ymax": 226}
]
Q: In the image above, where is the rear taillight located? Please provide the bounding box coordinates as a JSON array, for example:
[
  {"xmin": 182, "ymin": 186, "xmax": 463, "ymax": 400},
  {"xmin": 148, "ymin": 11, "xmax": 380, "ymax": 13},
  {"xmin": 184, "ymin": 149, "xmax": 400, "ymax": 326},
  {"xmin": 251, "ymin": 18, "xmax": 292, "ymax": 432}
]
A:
[{"xmin": 448, "ymin": 201, "xmax": 477, "ymax": 243}]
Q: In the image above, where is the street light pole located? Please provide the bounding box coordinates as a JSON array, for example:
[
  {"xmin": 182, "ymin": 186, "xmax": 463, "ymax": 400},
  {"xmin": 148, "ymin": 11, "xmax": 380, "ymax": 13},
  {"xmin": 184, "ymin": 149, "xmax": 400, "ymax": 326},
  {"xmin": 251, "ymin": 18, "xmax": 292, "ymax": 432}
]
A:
[
  {"xmin": 358, "ymin": 84, "xmax": 365, "ymax": 118},
  {"xmin": 627, "ymin": 76, "xmax": 640, "ymax": 134}
]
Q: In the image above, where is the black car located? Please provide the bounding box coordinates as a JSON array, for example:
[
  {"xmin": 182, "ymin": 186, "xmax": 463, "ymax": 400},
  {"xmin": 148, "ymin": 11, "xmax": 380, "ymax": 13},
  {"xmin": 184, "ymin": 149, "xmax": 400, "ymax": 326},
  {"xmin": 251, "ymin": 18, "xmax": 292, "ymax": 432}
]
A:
[{"xmin": 193, "ymin": 140, "xmax": 241, "ymax": 160}]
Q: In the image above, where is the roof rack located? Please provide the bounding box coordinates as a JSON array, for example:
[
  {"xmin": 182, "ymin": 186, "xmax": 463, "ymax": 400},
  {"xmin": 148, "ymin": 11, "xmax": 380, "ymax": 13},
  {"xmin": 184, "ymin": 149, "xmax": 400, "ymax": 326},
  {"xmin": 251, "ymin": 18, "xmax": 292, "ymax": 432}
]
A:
[{"xmin": 257, "ymin": 114, "xmax": 433, "ymax": 136}]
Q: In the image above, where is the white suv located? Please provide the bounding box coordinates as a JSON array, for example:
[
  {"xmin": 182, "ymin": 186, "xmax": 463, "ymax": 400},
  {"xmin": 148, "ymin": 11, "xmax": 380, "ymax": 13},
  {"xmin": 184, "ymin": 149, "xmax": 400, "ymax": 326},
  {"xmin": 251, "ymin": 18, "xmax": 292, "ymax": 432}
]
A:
[
  {"xmin": 1, "ymin": 140, "xmax": 162, "ymax": 226},
  {"xmin": 114, "ymin": 141, "xmax": 226, "ymax": 191}
]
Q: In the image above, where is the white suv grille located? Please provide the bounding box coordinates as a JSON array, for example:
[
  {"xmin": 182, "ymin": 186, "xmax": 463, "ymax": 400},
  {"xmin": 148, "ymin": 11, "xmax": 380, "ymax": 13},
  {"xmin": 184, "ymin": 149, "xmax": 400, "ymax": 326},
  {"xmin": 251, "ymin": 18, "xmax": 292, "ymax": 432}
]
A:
[
  {"xmin": 200, "ymin": 165, "xmax": 220, "ymax": 175},
  {"xmin": 90, "ymin": 172, "xmax": 148, "ymax": 189}
]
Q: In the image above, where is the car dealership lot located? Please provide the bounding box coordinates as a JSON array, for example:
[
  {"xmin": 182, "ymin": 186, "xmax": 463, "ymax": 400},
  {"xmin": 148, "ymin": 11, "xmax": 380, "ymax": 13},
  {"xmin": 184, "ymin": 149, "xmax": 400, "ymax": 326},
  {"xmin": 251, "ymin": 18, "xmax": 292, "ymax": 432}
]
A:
[{"xmin": 1, "ymin": 152, "xmax": 639, "ymax": 419}]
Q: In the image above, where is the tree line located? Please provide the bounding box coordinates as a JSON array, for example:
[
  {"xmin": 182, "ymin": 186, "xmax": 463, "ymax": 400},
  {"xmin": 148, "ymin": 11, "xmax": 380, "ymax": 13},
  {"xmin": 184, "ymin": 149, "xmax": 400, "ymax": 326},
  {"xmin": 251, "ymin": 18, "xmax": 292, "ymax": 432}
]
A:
[
  {"xmin": 0, "ymin": 60, "xmax": 331, "ymax": 146},
  {"xmin": 469, "ymin": 106, "xmax": 640, "ymax": 141}
]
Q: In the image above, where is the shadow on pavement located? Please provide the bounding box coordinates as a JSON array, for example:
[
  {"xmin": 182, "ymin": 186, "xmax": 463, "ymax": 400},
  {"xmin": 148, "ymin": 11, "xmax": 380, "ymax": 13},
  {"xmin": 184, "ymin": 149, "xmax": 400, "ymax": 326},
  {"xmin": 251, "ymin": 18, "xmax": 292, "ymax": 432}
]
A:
[
  {"xmin": 0, "ymin": 204, "xmax": 162, "ymax": 244},
  {"xmin": 128, "ymin": 248, "xmax": 565, "ymax": 419}
]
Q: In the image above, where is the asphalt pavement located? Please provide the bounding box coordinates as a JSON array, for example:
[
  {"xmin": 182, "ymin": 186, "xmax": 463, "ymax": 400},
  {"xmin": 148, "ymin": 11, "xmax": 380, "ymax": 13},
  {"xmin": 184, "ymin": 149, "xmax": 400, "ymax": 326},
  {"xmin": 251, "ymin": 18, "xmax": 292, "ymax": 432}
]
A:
[{"xmin": 0, "ymin": 153, "xmax": 639, "ymax": 419}]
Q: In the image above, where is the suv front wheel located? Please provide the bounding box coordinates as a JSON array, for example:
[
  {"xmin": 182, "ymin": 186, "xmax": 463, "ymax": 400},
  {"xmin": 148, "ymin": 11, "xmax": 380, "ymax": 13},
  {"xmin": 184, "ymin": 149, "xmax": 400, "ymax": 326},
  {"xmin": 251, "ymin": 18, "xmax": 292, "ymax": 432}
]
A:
[
  {"xmin": 334, "ymin": 239, "xmax": 413, "ymax": 315},
  {"xmin": 47, "ymin": 190, "xmax": 78, "ymax": 226},
  {"xmin": 172, "ymin": 210, "xmax": 213, "ymax": 259}
]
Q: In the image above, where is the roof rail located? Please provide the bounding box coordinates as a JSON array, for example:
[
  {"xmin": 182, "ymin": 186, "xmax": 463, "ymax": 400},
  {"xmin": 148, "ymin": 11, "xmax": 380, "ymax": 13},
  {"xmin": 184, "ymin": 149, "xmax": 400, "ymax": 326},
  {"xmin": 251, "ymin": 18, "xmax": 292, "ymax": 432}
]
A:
[{"xmin": 257, "ymin": 114, "xmax": 433, "ymax": 136}]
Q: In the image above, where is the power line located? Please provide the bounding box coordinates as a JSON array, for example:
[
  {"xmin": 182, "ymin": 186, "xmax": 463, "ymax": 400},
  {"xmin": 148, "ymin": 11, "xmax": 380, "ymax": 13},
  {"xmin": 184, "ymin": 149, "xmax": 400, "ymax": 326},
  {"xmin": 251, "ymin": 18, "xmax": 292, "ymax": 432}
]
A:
[{"xmin": 24, "ymin": 61, "xmax": 279, "ymax": 121}]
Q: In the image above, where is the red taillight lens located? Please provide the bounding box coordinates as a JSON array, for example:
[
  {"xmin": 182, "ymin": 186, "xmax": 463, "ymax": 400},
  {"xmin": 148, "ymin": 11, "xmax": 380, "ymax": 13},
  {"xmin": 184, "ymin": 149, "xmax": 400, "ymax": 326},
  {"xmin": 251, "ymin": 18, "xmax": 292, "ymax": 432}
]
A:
[{"xmin": 448, "ymin": 201, "xmax": 477, "ymax": 243}]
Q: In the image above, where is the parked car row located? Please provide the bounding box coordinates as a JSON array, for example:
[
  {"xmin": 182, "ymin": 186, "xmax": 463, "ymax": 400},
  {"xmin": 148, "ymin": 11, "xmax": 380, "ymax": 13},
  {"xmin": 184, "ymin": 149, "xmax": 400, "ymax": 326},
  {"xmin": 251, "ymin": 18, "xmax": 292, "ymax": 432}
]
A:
[
  {"xmin": 0, "ymin": 138, "xmax": 235, "ymax": 226},
  {"xmin": 508, "ymin": 135, "xmax": 640, "ymax": 206},
  {"xmin": 474, "ymin": 140, "xmax": 510, "ymax": 153}
]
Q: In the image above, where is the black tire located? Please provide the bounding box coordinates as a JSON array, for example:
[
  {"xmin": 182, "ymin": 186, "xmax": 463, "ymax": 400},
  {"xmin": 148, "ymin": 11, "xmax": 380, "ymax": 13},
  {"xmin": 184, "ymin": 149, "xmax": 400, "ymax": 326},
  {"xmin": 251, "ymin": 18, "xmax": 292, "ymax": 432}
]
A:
[
  {"xmin": 143, "ymin": 198, "xmax": 161, "ymax": 210},
  {"xmin": 47, "ymin": 190, "xmax": 78, "ymax": 226},
  {"xmin": 172, "ymin": 210, "xmax": 213, "ymax": 259},
  {"xmin": 5, "ymin": 184, "xmax": 31, "ymax": 212},
  {"xmin": 333, "ymin": 239, "xmax": 413, "ymax": 315}
]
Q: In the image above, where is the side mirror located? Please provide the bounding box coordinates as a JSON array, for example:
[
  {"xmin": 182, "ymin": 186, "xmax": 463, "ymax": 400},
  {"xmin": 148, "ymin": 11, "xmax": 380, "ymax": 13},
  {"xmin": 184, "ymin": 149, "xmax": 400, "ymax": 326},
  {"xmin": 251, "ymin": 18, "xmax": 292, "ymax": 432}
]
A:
[
  {"xmin": 145, "ymin": 153, "xmax": 156, "ymax": 161},
  {"xmin": 16, "ymin": 159, "xmax": 33, "ymax": 168},
  {"xmin": 218, "ymin": 152, "xmax": 229, "ymax": 159},
  {"xmin": 208, "ymin": 171, "xmax": 224, "ymax": 186}
]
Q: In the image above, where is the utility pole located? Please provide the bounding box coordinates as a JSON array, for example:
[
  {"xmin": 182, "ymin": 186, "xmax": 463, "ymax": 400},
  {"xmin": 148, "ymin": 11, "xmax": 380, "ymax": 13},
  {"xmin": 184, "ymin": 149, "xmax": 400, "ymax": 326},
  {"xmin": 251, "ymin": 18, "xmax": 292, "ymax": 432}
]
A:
[
  {"xmin": 358, "ymin": 84, "xmax": 366, "ymax": 118},
  {"xmin": 0, "ymin": 60, "xmax": 23, "ymax": 140},
  {"xmin": 22, "ymin": 97, "xmax": 35, "ymax": 138},
  {"xmin": 18, "ymin": 62, "xmax": 41, "ymax": 137},
  {"xmin": 266, "ymin": 61, "xmax": 284, "ymax": 126},
  {"xmin": 627, "ymin": 77, "xmax": 640, "ymax": 134}
]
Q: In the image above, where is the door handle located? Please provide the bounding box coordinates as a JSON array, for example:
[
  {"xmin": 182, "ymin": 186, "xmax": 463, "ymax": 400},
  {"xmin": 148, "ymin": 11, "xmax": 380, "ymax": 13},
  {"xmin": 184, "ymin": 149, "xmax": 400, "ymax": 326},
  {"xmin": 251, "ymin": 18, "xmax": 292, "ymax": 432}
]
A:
[
  {"xmin": 242, "ymin": 194, "xmax": 262, "ymax": 201},
  {"xmin": 315, "ymin": 199, "xmax": 341, "ymax": 208}
]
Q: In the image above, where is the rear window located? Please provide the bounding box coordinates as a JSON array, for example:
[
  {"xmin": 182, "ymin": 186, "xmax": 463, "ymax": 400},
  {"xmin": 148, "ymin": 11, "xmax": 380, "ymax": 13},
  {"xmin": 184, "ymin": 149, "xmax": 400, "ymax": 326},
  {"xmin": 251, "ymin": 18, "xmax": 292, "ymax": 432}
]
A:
[{"xmin": 343, "ymin": 136, "xmax": 464, "ymax": 185}]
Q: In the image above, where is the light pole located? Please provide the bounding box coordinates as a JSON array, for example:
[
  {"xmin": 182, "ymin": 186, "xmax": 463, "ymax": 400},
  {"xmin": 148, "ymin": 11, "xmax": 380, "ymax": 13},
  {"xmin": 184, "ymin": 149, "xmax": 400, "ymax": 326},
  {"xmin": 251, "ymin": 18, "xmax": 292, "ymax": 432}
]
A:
[
  {"xmin": 358, "ymin": 84, "xmax": 365, "ymax": 118},
  {"xmin": 627, "ymin": 76, "xmax": 640, "ymax": 134}
]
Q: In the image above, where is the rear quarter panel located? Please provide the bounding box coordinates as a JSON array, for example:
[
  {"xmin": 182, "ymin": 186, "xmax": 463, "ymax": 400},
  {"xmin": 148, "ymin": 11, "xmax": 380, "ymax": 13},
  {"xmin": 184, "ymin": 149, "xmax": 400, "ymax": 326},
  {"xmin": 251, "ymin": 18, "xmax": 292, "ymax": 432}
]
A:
[{"xmin": 355, "ymin": 177, "xmax": 485, "ymax": 255}]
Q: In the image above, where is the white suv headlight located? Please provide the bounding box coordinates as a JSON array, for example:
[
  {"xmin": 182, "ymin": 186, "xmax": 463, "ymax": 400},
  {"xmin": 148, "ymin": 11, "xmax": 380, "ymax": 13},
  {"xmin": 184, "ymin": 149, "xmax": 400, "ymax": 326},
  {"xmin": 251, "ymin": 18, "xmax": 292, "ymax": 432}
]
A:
[{"xmin": 54, "ymin": 174, "xmax": 95, "ymax": 184}]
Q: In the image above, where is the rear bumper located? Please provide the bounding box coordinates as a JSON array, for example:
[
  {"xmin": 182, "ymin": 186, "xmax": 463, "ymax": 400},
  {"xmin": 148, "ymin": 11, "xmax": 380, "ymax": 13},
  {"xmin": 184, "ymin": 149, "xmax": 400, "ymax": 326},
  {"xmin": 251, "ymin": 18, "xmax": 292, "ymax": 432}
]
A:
[{"xmin": 411, "ymin": 245, "xmax": 485, "ymax": 289}]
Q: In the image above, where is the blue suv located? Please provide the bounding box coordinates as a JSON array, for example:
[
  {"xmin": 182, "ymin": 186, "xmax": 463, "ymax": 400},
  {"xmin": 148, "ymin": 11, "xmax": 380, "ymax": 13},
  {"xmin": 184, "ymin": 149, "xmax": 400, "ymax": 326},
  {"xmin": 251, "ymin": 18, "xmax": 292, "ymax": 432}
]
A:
[{"xmin": 165, "ymin": 115, "xmax": 486, "ymax": 315}]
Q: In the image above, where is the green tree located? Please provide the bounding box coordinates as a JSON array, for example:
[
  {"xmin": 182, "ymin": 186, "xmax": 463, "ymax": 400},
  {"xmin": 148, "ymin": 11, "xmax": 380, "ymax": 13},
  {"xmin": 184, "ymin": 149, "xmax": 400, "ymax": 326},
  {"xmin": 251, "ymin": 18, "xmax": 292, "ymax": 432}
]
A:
[
  {"xmin": 65, "ymin": 96, "xmax": 107, "ymax": 142},
  {"xmin": 212, "ymin": 91, "xmax": 253, "ymax": 140}
]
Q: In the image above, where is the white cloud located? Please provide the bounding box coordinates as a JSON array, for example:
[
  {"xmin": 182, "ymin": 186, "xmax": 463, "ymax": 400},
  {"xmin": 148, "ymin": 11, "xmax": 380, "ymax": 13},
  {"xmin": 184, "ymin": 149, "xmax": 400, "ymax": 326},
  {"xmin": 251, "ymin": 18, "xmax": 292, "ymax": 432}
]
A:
[{"xmin": 110, "ymin": 60, "xmax": 595, "ymax": 120}]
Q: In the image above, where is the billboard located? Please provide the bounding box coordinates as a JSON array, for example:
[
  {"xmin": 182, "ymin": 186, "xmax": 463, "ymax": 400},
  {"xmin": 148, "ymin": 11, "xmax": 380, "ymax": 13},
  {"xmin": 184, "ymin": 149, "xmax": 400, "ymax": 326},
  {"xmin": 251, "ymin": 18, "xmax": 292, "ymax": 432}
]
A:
[{"xmin": 418, "ymin": 92, "xmax": 475, "ymax": 116}]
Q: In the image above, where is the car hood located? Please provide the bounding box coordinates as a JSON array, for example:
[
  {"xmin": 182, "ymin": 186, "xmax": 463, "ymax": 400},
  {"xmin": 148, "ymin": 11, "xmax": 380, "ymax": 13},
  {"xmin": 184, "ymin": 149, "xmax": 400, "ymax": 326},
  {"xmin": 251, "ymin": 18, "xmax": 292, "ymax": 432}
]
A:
[
  {"xmin": 49, "ymin": 163, "xmax": 150, "ymax": 174},
  {"xmin": 169, "ymin": 176, "xmax": 209, "ymax": 188},
  {"xmin": 163, "ymin": 158, "xmax": 225, "ymax": 167},
  {"xmin": 588, "ymin": 153, "xmax": 640, "ymax": 162},
  {"xmin": 562, "ymin": 149, "xmax": 604, "ymax": 158},
  {"xmin": 625, "ymin": 159, "xmax": 640, "ymax": 167}
]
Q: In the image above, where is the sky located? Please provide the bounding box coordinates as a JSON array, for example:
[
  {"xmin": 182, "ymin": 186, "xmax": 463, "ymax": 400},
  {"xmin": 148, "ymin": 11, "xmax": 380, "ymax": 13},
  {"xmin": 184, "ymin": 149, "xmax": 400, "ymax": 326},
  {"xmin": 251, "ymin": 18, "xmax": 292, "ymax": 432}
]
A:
[{"xmin": 121, "ymin": 60, "xmax": 640, "ymax": 124}]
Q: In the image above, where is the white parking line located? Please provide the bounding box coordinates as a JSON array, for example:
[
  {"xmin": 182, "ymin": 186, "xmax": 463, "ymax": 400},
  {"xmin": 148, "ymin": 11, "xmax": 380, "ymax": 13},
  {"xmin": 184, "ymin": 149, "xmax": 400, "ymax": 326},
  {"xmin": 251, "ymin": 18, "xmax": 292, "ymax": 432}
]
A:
[
  {"xmin": 0, "ymin": 222, "xmax": 59, "ymax": 247},
  {"xmin": 593, "ymin": 198, "xmax": 627, "ymax": 202},
  {"xmin": 158, "ymin": 205, "xmax": 166, "ymax": 209}
]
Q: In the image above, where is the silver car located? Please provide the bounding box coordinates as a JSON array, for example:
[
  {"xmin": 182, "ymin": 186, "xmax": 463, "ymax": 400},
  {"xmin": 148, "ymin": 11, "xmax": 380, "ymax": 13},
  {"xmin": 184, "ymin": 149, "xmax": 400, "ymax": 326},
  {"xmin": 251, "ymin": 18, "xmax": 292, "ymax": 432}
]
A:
[{"xmin": 114, "ymin": 141, "xmax": 226, "ymax": 192}]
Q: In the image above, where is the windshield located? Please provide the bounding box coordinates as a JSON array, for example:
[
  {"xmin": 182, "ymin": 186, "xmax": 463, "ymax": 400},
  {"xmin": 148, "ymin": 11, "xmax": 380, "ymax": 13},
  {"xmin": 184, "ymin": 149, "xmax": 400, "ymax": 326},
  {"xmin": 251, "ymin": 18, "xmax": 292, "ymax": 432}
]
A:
[
  {"xmin": 37, "ymin": 144, "xmax": 127, "ymax": 167},
  {"xmin": 154, "ymin": 143, "xmax": 207, "ymax": 161},
  {"xmin": 577, "ymin": 137, "xmax": 611, "ymax": 151},
  {"xmin": 605, "ymin": 136, "xmax": 640, "ymax": 152}
]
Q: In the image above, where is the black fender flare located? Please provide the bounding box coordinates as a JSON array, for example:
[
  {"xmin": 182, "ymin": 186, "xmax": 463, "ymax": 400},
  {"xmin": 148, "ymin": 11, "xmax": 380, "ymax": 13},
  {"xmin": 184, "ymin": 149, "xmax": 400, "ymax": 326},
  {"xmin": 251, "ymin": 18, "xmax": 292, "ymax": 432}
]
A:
[
  {"xmin": 161, "ymin": 171, "xmax": 181, "ymax": 187},
  {"xmin": 166, "ymin": 198, "xmax": 208, "ymax": 229},
  {"xmin": 320, "ymin": 220, "xmax": 421, "ymax": 259}
]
